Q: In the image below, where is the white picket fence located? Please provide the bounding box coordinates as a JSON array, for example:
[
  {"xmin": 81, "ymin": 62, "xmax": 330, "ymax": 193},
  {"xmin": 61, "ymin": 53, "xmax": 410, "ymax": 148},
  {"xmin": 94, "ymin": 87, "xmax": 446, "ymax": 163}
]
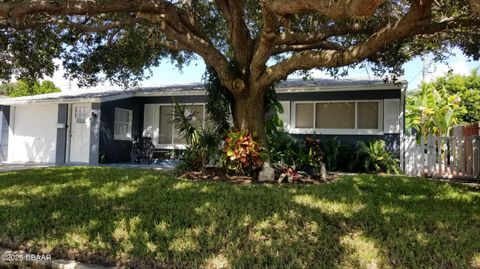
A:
[{"xmin": 405, "ymin": 135, "xmax": 480, "ymax": 179}]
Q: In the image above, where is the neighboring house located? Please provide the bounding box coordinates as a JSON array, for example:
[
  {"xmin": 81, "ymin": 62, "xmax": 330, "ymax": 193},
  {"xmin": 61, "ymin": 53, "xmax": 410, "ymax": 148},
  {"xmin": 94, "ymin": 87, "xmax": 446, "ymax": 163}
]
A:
[{"xmin": 0, "ymin": 79, "xmax": 406, "ymax": 167}]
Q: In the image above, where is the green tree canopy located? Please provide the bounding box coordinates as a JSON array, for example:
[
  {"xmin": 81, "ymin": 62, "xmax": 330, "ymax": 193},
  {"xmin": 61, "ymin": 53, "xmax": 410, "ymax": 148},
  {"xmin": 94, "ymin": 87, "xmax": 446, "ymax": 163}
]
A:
[
  {"xmin": 406, "ymin": 81, "xmax": 468, "ymax": 138},
  {"xmin": 428, "ymin": 69, "xmax": 480, "ymax": 123},
  {"xmin": 0, "ymin": 80, "xmax": 60, "ymax": 97},
  {"xmin": 0, "ymin": 0, "xmax": 478, "ymax": 146}
]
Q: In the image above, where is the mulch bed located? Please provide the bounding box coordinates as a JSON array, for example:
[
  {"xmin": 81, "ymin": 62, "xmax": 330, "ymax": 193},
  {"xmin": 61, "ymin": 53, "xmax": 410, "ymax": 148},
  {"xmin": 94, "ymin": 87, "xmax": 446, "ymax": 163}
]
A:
[{"xmin": 179, "ymin": 167, "xmax": 337, "ymax": 184}]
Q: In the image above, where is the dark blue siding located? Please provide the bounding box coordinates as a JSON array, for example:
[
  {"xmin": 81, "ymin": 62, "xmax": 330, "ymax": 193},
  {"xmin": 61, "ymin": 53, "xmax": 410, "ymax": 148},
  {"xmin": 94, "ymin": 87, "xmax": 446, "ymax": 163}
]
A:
[
  {"xmin": 99, "ymin": 98, "xmax": 144, "ymax": 163},
  {"xmin": 277, "ymin": 89, "xmax": 400, "ymax": 101},
  {"xmin": 0, "ymin": 106, "xmax": 9, "ymax": 162},
  {"xmin": 142, "ymin": 95, "xmax": 206, "ymax": 104},
  {"xmin": 292, "ymin": 133, "xmax": 401, "ymax": 157}
]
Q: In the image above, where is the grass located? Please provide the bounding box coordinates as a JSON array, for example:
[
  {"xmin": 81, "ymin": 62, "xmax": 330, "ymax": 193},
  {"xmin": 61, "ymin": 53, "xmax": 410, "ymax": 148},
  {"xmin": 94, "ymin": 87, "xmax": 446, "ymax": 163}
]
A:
[{"xmin": 0, "ymin": 167, "xmax": 479, "ymax": 268}]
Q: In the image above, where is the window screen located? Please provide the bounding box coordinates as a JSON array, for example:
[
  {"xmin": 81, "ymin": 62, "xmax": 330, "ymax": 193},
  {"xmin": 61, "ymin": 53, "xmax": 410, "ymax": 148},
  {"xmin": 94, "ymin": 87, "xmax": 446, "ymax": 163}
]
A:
[
  {"xmin": 315, "ymin": 102, "xmax": 355, "ymax": 129},
  {"xmin": 295, "ymin": 103, "xmax": 314, "ymax": 128},
  {"xmin": 357, "ymin": 102, "xmax": 379, "ymax": 129},
  {"xmin": 114, "ymin": 108, "xmax": 132, "ymax": 140},
  {"xmin": 159, "ymin": 106, "xmax": 173, "ymax": 144}
]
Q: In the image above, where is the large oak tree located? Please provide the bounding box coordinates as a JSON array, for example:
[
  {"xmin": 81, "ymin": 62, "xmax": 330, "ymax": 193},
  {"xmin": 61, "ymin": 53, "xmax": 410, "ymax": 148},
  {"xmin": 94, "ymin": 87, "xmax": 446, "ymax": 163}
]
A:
[{"xmin": 0, "ymin": 0, "xmax": 479, "ymax": 144}]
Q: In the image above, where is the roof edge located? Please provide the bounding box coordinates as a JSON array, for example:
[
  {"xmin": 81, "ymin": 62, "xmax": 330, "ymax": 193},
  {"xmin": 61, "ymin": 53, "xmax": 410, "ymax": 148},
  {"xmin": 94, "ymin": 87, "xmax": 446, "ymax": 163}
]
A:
[{"xmin": 0, "ymin": 80, "xmax": 406, "ymax": 105}]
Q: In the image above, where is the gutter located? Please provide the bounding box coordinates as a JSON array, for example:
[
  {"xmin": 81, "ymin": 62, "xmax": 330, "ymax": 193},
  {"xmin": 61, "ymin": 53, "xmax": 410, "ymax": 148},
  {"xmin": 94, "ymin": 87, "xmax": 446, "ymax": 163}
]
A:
[{"xmin": 0, "ymin": 82, "xmax": 406, "ymax": 106}]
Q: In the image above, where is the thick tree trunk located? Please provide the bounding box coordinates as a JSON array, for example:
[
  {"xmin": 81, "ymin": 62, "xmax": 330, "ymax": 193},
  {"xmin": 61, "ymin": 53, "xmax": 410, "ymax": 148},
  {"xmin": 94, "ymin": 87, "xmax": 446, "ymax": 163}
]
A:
[
  {"xmin": 232, "ymin": 89, "xmax": 267, "ymax": 146},
  {"xmin": 232, "ymin": 88, "xmax": 275, "ymax": 181}
]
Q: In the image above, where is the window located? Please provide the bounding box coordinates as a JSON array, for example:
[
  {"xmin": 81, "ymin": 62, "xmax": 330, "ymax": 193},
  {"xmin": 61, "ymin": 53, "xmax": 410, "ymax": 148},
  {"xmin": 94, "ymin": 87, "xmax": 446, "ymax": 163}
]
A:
[
  {"xmin": 74, "ymin": 106, "xmax": 88, "ymax": 123},
  {"xmin": 158, "ymin": 104, "xmax": 206, "ymax": 145},
  {"xmin": 295, "ymin": 103, "xmax": 314, "ymax": 128},
  {"xmin": 357, "ymin": 102, "xmax": 379, "ymax": 129},
  {"xmin": 316, "ymin": 102, "xmax": 355, "ymax": 129},
  {"xmin": 159, "ymin": 106, "xmax": 173, "ymax": 144},
  {"xmin": 292, "ymin": 100, "xmax": 382, "ymax": 134},
  {"xmin": 114, "ymin": 108, "xmax": 132, "ymax": 140}
]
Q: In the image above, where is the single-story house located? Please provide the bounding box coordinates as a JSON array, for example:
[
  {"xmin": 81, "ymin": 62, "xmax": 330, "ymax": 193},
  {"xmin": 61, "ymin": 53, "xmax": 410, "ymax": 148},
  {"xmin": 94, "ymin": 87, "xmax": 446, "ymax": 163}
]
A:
[{"xmin": 0, "ymin": 79, "xmax": 406, "ymax": 168}]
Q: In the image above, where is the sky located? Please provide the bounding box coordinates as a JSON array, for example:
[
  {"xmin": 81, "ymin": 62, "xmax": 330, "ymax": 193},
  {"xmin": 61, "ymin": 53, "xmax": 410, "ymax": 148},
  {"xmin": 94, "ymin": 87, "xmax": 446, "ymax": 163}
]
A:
[{"xmin": 49, "ymin": 48, "xmax": 480, "ymax": 92}]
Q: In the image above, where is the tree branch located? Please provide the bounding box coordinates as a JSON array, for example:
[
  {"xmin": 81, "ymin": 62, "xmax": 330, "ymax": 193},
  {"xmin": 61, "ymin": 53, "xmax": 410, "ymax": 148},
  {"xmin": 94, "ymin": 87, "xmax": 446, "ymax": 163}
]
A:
[
  {"xmin": 0, "ymin": 0, "xmax": 238, "ymax": 90},
  {"xmin": 0, "ymin": 0, "xmax": 171, "ymax": 19},
  {"xmin": 414, "ymin": 17, "xmax": 480, "ymax": 35},
  {"xmin": 55, "ymin": 18, "xmax": 142, "ymax": 33},
  {"xmin": 266, "ymin": 0, "xmax": 386, "ymax": 19},
  {"xmin": 274, "ymin": 24, "xmax": 379, "ymax": 46},
  {"xmin": 138, "ymin": 13, "xmax": 236, "ymax": 89},
  {"xmin": 273, "ymin": 41, "xmax": 346, "ymax": 55},
  {"xmin": 260, "ymin": 0, "xmax": 436, "ymax": 88},
  {"xmin": 214, "ymin": 0, "xmax": 253, "ymax": 71},
  {"xmin": 249, "ymin": 3, "xmax": 279, "ymax": 86}
]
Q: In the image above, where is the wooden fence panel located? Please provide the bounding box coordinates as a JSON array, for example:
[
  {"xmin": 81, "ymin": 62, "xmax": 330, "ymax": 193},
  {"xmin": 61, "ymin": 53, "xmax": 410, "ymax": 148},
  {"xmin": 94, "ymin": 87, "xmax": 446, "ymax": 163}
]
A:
[
  {"xmin": 426, "ymin": 136, "xmax": 435, "ymax": 177},
  {"xmin": 404, "ymin": 135, "xmax": 479, "ymax": 179},
  {"xmin": 455, "ymin": 137, "xmax": 460, "ymax": 176},
  {"xmin": 466, "ymin": 137, "xmax": 473, "ymax": 176},
  {"xmin": 473, "ymin": 137, "xmax": 479, "ymax": 178}
]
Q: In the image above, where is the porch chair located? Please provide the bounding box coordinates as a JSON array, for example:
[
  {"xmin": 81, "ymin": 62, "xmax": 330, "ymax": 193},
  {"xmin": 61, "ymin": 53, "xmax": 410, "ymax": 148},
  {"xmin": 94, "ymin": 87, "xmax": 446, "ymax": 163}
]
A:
[{"xmin": 131, "ymin": 137, "xmax": 155, "ymax": 164}]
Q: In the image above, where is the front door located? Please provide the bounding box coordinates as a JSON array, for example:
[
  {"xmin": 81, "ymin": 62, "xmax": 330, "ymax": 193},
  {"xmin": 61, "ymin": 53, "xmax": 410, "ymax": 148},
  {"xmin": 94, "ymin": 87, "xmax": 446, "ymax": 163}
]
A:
[{"xmin": 69, "ymin": 104, "xmax": 91, "ymax": 163}]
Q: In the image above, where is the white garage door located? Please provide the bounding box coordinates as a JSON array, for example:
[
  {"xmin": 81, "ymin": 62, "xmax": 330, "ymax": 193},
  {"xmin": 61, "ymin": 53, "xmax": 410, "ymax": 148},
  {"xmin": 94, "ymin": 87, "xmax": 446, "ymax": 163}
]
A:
[{"xmin": 9, "ymin": 105, "xmax": 58, "ymax": 163}]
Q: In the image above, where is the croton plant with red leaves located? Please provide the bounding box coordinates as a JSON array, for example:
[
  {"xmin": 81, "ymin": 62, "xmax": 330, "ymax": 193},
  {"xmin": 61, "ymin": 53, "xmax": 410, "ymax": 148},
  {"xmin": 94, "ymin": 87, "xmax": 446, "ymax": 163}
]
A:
[{"xmin": 224, "ymin": 129, "xmax": 265, "ymax": 174}]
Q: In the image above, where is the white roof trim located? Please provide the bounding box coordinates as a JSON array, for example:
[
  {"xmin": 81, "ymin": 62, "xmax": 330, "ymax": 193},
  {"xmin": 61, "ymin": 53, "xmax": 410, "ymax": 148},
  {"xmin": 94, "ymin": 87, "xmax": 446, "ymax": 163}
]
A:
[
  {"xmin": 276, "ymin": 83, "xmax": 404, "ymax": 93},
  {"xmin": 0, "ymin": 82, "xmax": 405, "ymax": 105}
]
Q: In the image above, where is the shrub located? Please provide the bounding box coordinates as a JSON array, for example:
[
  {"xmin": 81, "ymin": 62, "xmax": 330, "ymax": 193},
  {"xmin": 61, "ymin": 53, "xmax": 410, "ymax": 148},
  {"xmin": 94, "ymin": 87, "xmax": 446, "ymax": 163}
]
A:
[
  {"xmin": 304, "ymin": 136, "xmax": 323, "ymax": 164},
  {"xmin": 296, "ymin": 136, "xmax": 324, "ymax": 174},
  {"xmin": 336, "ymin": 143, "xmax": 356, "ymax": 172},
  {"xmin": 177, "ymin": 147, "xmax": 203, "ymax": 172},
  {"xmin": 355, "ymin": 140, "xmax": 400, "ymax": 174},
  {"xmin": 171, "ymin": 99, "xmax": 201, "ymax": 146},
  {"xmin": 268, "ymin": 131, "xmax": 304, "ymax": 166},
  {"xmin": 171, "ymin": 98, "xmax": 225, "ymax": 172},
  {"xmin": 320, "ymin": 138, "xmax": 342, "ymax": 171},
  {"xmin": 223, "ymin": 130, "xmax": 265, "ymax": 175}
]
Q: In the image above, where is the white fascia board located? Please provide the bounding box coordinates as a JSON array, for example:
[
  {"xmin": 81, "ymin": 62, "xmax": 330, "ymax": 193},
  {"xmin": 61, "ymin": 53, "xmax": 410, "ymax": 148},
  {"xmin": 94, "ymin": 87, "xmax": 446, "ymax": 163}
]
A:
[
  {"xmin": 0, "ymin": 98, "xmax": 104, "ymax": 106},
  {"xmin": 288, "ymin": 128, "xmax": 385, "ymax": 136},
  {"xmin": 133, "ymin": 90, "xmax": 206, "ymax": 97},
  {"xmin": 276, "ymin": 84, "xmax": 404, "ymax": 94}
]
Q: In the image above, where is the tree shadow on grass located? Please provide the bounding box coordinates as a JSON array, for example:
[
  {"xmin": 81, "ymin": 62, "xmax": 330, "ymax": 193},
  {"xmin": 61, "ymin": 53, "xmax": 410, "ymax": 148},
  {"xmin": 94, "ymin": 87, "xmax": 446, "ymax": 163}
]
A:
[{"xmin": 0, "ymin": 168, "xmax": 479, "ymax": 268}]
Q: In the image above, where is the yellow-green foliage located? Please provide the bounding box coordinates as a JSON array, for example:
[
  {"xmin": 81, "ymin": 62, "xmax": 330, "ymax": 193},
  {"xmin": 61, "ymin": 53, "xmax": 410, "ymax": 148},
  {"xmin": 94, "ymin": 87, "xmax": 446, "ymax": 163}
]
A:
[
  {"xmin": 406, "ymin": 83, "xmax": 466, "ymax": 137},
  {"xmin": 431, "ymin": 69, "xmax": 480, "ymax": 123}
]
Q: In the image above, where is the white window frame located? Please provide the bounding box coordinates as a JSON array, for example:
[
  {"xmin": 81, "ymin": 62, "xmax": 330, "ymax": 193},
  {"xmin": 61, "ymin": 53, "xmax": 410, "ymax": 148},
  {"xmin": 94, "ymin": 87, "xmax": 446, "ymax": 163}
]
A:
[
  {"xmin": 157, "ymin": 103, "xmax": 207, "ymax": 148},
  {"xmin": 114, "ymin": 108, "xmax": 133, "ymax": 141},
  {"xmin": 290, "ymin": 100, "xmax": 384, "ymax": 135}
]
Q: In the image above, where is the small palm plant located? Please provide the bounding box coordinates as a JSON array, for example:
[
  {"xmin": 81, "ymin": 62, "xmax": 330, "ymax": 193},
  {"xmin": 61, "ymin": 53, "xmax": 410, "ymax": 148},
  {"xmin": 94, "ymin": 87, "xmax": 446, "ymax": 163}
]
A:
[
  {"xmin": 171, "ymin": 98, "xmax": 224, "ymax": 170},
  {"xmin": 171, "ymin": 98, "xmax": 201, "ymax": 146}
]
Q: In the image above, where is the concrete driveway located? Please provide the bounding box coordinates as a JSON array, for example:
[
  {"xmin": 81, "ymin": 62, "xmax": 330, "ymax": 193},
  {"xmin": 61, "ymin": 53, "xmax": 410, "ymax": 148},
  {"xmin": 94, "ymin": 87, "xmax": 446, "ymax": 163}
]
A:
[
  {"xmin": 0, "ymin": 163, "xmax": 56, "ymax": 172},
  {"xmin": 0, "ymin": 160, "xmax": 179, "ymax": 173}
]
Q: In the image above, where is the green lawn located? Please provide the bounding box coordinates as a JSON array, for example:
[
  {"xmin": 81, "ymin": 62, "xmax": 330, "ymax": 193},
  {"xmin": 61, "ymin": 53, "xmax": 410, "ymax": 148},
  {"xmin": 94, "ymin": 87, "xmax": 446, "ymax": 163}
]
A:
[{"xmin": 0, "ymin": 167, "xmax": 479, "ymax": 268}]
